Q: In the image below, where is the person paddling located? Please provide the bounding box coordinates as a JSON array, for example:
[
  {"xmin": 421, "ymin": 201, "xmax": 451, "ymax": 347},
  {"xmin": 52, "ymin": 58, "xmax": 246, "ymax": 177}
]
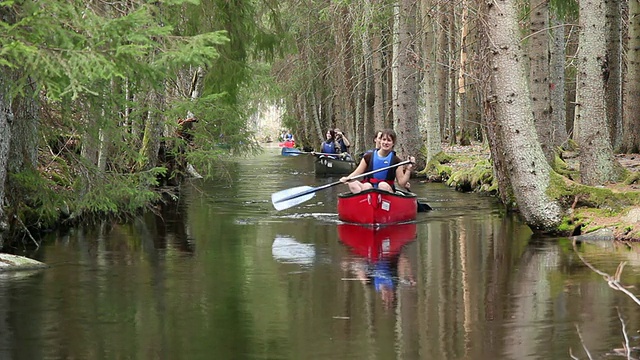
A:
[
  {"xmin": 340, "ymin": 128, "xmax": 414, "ymax": 193},
  {"xmin": 318, "ymin": 129, "xmax": 340, "ymax": 154}
]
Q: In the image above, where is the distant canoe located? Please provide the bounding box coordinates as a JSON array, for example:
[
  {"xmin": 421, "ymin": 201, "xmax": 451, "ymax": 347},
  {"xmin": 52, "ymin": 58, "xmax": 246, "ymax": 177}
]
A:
[
  {"xmin": 279, "ymin": 140, "xmax": 296, "ymax": 148},
  {"xmin": 281, "ymin": 147, "xmax": 303, "ymax": 156},
  {"xmin": 314, "ymin": 155, "xmax": 356, "ymax": 176},
  {"xmin": 338, "ymin": 188, "xmax": 417, "ymax": 225}
]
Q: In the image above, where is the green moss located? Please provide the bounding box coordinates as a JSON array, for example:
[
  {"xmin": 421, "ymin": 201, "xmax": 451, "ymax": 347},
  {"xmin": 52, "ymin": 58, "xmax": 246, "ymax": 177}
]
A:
[
  {"xmin": 583, "ymin": 224, "xmax": 606, "ymax": 233},
  {"xmin": 547, "ymin": 171, "xmax": 640, "ymax": 211},
  {"xmin": 446, "ymin": 160, "xmax": 495, "ymax": 192},
  {"xmin": 624, "ymin": 172, "xmax": 640, "ymax": 185},
  {"xmin": 431, "ymin": 151, "xmax": 454, "ymax": 164},
  {"xmin": 557, "ymin": 215, "xmax": 582, "ymax": 234},
  {"xmin": 422, "ymin": 152, "xmax": 452, "ymax": 178},
  {"xmin": 552, "ymin": 154, "xmax": 579, "ymax": 180},
  {"xmin": 422, "ymin": 150, "xmax": 493, "ymax": 192}
]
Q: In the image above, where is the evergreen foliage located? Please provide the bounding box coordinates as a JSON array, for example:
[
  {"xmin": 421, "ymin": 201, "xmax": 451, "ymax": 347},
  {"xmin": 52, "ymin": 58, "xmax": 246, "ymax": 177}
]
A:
[{"xmin": 0, "ymin": 0, "xmax": 287, "ymax": 242}]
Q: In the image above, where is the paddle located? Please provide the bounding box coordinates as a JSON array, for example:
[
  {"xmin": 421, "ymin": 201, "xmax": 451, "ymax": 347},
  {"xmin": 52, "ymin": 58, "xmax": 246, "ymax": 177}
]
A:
[
  {"xmin": 271, "ymin": 160, "xmax": 412, "ymax": 211},
  {"xmin": 310, "ymin": 152, "xmax": 349, "ymax": 157},
  {"xmin": 396, "ymin": 183, "xmax": 433, "ymax": 213},
  {"xmin": 417, "ymin": 200, "xmax": 432, "ymax": 212}
]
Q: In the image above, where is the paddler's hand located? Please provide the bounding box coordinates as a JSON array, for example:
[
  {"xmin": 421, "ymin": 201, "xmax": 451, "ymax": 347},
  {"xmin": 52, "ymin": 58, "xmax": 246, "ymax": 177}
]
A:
[
  {"xmin": 405, "ymin": 156, "xmax": 416, "ymax": 171},
  {"xmin": 340, "ymin": 176, "xmax": 349, "ymax": 183}
]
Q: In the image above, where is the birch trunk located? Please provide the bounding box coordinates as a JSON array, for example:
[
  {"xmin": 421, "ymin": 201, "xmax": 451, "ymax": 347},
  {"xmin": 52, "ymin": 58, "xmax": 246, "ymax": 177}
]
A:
[{"xmin": 482, "ymin": 0, "xmax": 561, "ymax": 230}]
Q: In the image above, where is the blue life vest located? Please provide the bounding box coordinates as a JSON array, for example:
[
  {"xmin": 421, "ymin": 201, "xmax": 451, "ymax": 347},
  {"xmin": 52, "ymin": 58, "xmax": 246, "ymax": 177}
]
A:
[
  {"xmin": 337, "ymin": 139, "xmax": 348, "ymax": 153},
  {"xmin": 364, "ymin": 151, "xmax": 396, "ymax": 189},
  {"xmin": 373, "ymin": 261, "xmax": 394, "ymax": 292},
  {"xmin": 321, "ymin": 141, "xmax": 336, "ymax": 154},
  {"xmin": 372, "ymin": 151, "xmax": 393, "ymax": 181}
]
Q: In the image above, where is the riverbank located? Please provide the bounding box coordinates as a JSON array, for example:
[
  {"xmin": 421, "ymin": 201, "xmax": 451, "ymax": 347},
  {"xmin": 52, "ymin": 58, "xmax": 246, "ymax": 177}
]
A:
[{"xmin": 421, "ymin": 142, "xmax": 640, "ymax": 242}]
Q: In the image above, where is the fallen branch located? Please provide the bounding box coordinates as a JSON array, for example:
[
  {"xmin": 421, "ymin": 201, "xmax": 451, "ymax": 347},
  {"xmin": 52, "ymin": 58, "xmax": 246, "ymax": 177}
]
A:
[
  {"xmin": 572, "ymin": 240, "xmax": 640, "ymax": 306},
  {"xmin": 573, "ymin": 323, "xmax": 594, "ymax": 360},
  {"xmin": 14, "ymin": 215, "xmax": 39, "ymax": 249}
]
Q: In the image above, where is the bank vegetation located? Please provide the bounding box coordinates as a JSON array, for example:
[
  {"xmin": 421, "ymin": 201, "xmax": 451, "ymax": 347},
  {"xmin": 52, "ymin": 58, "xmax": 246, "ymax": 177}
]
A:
[{"xmin": 1, "ymin": 0, "xmax": 640, "ymax": 247}]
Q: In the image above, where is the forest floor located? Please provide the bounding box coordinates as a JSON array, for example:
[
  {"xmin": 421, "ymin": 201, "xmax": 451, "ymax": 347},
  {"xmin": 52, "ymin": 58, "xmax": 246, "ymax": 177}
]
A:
[{"xmin": 426, "ymin": 142, "xmax": 640, "ymax": 242}]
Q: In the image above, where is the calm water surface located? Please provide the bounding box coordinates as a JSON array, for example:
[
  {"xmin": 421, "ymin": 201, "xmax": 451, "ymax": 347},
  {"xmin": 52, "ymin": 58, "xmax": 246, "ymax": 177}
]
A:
[{"xmin": 3, "ymin": 145, "xmax": 640, "ymax": 359}]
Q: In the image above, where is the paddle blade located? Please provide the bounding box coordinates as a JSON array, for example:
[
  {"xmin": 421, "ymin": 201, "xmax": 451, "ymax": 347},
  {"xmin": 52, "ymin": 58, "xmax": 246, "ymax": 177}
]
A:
[
  {"xmin": 417, "ymin": 201, "xmax": 432, "ymax": 212},
  {"xmin": 272, "ymin": 186, "xmax": 316, "ymax": 211}
]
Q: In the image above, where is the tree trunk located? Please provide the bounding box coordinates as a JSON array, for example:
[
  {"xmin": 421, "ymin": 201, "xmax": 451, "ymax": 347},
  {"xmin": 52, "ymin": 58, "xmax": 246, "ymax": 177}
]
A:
[
  {"xmin": 604, "ymin": 0, "xmax": 622, "ymax": 150},
  {"xmin": 392, "ymin": 0, "xmax": 421, "ymax": 164},
  {"xmin": 621, "ymin": 0, "xmax": 640, "ymax": 153},
  {"xmin": 8, "ymin": 84, "xmax": 38, "ymax": 173},
  {"xmin": 0, "ymin": 73, "xmax": 12, "ymax": 247},
  {"xmin": 481, "ymin": 0, "xmax": 562, "ymax": 231},
  {"xmin": 436, "ymin": 2, "xmax": 448, "ymax": 141},
  {"xmin": 362, "ymin": 1, "xmax": 375, "ymax": 153},
  {"xmin": 529, "ymin": 0, "xmax": 553, "ymax": 164},
  {"xmin": 367, "ymin": 0, "xmax": 385, "ymax": 136},
  {"xmin": 139, "ymin": 89, "xmax": 165, "ymax": 170},
  {"xmin": 419, "ymin": 0, "xmax": 442, "ymax": 162},
  {"xmin": 549, "ymin": 14, "xmax": 568, "ymax": 148},
  {"xmin": 576, "ymin": 0, "xmax": 618, "ymax": 185},
  {"xmin": 447, "ymin": 3, "xmax": 457, "ymax": 145}
]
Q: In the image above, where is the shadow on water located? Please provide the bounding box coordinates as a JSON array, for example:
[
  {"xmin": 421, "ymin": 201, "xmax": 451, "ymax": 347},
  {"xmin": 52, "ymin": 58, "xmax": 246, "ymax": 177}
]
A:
[{"xmin": 2, "ymin": 145, "xmax": 640, "ymax": 359}]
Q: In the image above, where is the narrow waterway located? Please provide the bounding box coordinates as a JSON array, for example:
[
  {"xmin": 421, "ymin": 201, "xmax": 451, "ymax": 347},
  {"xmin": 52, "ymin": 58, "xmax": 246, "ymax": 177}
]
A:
[{"xmin": 2, "ymin": 145, "xmax": 640, "ymax": 359}]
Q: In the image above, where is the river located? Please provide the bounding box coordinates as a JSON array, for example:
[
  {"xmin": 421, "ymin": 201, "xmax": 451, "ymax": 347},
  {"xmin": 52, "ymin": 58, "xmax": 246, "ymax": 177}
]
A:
[{"xmin": 1, "ymin": 145, "xmax": 639, "ymax": 359}]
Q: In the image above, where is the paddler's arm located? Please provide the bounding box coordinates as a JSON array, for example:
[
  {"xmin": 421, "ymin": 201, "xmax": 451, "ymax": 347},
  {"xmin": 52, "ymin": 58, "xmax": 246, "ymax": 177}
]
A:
[
  {"xmin": 396, "ymin": 156, "xmax": 415, "ymax": 188},
  {"xmin": 340, "ymin": 158, "xmax": 368, "ymax": 183}
]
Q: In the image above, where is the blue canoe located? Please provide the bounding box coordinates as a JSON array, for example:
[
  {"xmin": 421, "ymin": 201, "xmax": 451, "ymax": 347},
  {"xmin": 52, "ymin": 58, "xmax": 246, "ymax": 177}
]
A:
[{"xmin": 281, "ymin": 147, "xmax": 303, "ymax": 156}]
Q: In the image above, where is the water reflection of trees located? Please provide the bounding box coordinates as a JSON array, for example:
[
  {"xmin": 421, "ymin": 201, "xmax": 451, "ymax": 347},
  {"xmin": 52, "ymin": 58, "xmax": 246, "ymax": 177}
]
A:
[
  {"xmin": 571, "ymin": 240, "xmax": 640, "ymax": 358},
  {"xmin": 406, "ymin": 213, "xmax": 640, "ymax": 359}
]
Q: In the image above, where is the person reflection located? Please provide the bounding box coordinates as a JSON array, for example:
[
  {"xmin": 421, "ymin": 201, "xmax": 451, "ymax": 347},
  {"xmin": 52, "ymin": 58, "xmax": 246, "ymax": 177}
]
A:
[{"xmin": 344, "ymin": 251, "xmax": 415, "ymax": 310}]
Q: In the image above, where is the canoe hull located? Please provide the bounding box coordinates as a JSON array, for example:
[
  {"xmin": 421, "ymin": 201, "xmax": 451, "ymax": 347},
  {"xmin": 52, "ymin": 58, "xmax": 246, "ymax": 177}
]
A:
[
  {"xmin": 337, "ymin": 188, "xmax": 417, "ymax": 225},
  {"xmin": 314, "ymin": 156, "xmax": 356, "ymax": 176},
  {"xmin": 338, "ymin": 223, "xmax": 417, "ymax": 261},
  {"xmin": 279, "ymin": 140, "xmax": 296, "ymax": 148},
  {"xmin": 281, "ymin": 147, "xmax": 303, "ymax": 156}
]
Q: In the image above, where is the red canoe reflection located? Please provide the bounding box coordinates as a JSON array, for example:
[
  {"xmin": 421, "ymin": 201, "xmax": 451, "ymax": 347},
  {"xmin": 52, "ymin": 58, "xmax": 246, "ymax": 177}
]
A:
[{"xmin": 337, "ymin": 223, "xmax": 417, "ymax": 261}]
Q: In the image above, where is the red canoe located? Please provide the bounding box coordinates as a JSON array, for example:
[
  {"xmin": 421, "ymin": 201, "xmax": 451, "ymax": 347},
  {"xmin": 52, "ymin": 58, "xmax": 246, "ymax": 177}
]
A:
[
  {"xmin": 337, "ymin": 188, "xmax": 417, "ymax": 225},
  {"xmin": 279, "ymin": 140, "xmax": 295, "ymax": 148},
  {"xmin": 337, "ymin": 223, "xmax": 417, "ymax": 261}
]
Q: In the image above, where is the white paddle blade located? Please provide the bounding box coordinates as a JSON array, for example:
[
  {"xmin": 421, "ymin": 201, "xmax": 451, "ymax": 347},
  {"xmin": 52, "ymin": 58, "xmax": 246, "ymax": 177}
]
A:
[{"xmin": 271, "ymin": 186, "xmax": 316, "ymax": 211}]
